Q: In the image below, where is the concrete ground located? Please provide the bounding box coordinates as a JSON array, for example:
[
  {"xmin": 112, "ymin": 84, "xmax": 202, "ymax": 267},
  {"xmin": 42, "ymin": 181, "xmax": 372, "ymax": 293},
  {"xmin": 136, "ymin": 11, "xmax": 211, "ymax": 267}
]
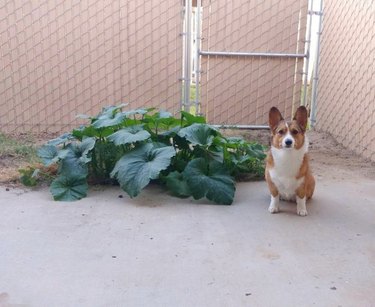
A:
[{"xmin": 1, "ymin": 171, "xmax": 375, "ymax": 306}]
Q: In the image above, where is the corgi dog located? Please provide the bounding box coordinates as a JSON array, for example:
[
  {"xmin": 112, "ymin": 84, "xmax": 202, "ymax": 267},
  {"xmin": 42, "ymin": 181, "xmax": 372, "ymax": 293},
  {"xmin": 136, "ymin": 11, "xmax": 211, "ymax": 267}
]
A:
[{"xmin": 265, "ymin": 106, "xmax": 315, "ymax": 216}]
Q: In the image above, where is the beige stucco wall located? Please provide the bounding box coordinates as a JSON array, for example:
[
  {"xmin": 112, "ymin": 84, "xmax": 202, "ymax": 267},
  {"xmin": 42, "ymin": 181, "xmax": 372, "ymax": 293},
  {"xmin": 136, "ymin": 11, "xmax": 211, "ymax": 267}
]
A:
[
  {"xmin": 0, "ymin": 1, "xmax": 182, "ymax": 133},
  {"xmin": 316, "ymin": 1, "xmax": 375, "ymax": 161}
]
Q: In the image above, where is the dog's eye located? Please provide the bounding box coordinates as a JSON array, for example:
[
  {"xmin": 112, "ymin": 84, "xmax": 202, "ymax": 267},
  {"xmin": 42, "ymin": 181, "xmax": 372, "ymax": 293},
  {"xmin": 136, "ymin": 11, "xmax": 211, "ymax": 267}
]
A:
[
  {"xmin": 291, "ymin": 129, "xmax": 299, "ymax": 135},
  {"xmin": 277, "ymin": 130, "xmax": 284, "ymax": 135}
]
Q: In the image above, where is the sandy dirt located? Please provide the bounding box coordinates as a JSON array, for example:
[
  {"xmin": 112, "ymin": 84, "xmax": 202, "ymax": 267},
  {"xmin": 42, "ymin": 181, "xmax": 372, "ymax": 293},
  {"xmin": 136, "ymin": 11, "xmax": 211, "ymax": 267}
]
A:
[
  {"xmin": 0, "ymin": 132, "xmax": 58, "ymax": 184},
  {"xmin": 222, "ymin": 128, "xmax": 375, "ymax": 181},
  {"xmin": 308, "ymin": 131, "xmax": 375, "ymax": 180},
  {"xmin": 1, "ymin": 130, "xmax": 374, "ymax": 186}
]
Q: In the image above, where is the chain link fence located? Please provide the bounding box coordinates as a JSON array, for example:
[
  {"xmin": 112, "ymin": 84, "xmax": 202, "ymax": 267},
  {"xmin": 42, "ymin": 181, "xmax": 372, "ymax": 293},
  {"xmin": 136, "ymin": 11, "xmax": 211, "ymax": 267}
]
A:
[
  {"xmin": 199, "ymin": 0, "xmax": 308, "ymax": 126},
  {"xmin": 4, "ymin": 0, "xmax": 374, "ymax": 163},
  {"xmin": 0, "ymin": 0, "xmax": 183, "ymax": 133},
  {"xmin": 1, "ymin": 0, "xmax": 310, "ymax": 135},
  {"xmin": 316, "ymin": 0, "xmax": 375, "ymax": 162}
]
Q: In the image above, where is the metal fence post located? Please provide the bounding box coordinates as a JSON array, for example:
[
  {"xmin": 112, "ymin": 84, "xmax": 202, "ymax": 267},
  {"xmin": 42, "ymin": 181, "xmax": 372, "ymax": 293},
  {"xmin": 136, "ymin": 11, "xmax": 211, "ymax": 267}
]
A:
[
  {"xmin": 310, "ymin": 0, "xmax": 323, "ymax": 127},
  {"xmin": 194, "ymin": 0, "xmax": 202, "ymax": 114},
  {"xmin": 182, "ymin": 0, "xmax": 192, "ymax": 111},
  {"xmin": 301, "ymin": 0, "xmax": 314, "ymax": 107}
]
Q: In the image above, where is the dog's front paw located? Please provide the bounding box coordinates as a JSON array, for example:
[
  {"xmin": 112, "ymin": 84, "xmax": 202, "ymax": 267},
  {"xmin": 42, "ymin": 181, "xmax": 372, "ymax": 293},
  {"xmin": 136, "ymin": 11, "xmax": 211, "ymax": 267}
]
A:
[
  {"xmin": 268, "ymin": 195, "xmax": 280, "ymax": 214},
  {"xmin": 296, "ymin": 196, "xmax": 308, "ymax": 216},
  {"xmin": 297, "ymin": 207, "xmax": 308, "ymax": 216},
  {"xmin": 268, "ymin": 204, "xmax": 279, "ymax": 213}
]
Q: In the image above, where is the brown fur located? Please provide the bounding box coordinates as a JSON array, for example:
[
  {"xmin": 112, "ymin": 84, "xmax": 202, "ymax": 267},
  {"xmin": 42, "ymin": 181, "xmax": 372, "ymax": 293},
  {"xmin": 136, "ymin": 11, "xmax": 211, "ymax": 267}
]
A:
[
  {"xmin": 296, "ymin": 154, "xmax": 315, "ymax": 199},
  {"xmin": 265, "ymin": 153, "xmax": 278, "ymax": 197},
  {"xmin": 271, "ymin": 121, "xmax": 306, "ymax": 150},
  {"xmin": 266, "ymin": 106, "xmax": 315, "ymax": 201}
]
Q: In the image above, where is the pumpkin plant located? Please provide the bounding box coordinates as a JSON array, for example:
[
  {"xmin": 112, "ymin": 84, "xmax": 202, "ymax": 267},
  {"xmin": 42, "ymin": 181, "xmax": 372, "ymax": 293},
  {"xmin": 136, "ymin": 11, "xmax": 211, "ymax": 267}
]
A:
[{"xmin": 26, "ymin": 105, "xmax": 266, "ymax": 205}]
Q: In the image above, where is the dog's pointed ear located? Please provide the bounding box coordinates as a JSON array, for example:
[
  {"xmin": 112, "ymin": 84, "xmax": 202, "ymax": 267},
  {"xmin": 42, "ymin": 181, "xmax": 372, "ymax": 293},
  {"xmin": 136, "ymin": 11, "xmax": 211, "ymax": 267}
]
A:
[
  {"xmin": 293, "ymin": 106, "xmax": 308, "ymax": 131},
  {"xmin": 269, "ymin": 107, "xmax": 283, "ymax": 132}
]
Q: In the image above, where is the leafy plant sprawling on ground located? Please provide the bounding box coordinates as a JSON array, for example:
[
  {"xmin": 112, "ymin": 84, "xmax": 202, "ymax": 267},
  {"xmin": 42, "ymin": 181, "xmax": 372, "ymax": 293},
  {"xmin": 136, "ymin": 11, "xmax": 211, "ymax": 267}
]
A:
[{"xmin": 25, "ymin": 105, "xmax": 266, "ymax": 205}]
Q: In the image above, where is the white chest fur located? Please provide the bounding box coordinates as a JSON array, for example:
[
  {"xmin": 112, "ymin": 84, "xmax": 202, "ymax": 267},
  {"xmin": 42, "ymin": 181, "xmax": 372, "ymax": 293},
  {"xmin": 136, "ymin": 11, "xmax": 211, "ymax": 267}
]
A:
[{"xmin": 269, "ymin": 138, "xmax": 308, "ymax": 201}]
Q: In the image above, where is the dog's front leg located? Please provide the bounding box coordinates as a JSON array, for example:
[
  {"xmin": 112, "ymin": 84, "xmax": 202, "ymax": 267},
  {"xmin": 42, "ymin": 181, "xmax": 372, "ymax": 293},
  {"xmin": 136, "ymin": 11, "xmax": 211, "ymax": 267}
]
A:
[
  {"xmin": 268, "ymin": 194, "xmax": 280, "ymax": 213},
  {"xmin": 296, "ymin": 196, "xmax": 307, "ymax": 216},
  {"xmin": 296, "ymin": 184, "xmax": 308, "ymax": 216},
  {"xmin": 266, "ymin": 171, "xmax": 280, "ymax": 213}
]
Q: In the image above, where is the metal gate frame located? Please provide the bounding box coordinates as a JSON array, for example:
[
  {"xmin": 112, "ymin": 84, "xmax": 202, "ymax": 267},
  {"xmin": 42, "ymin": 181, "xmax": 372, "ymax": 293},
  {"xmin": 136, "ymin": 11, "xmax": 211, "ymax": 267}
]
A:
[
  {"xmin": 309, "ymin": 0, "xmax": 324, "ymax": 127},
  {"xmin": 182, "ymin": 0, "xmax": 323, "ymax": 129}
]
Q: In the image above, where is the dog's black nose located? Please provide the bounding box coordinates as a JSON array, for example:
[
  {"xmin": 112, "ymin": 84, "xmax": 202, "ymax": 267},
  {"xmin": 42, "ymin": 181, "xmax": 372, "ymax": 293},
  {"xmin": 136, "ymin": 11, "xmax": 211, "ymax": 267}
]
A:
[{"xmin": 285, "ymin": 139, "xmax": 293, "ymax": 146}]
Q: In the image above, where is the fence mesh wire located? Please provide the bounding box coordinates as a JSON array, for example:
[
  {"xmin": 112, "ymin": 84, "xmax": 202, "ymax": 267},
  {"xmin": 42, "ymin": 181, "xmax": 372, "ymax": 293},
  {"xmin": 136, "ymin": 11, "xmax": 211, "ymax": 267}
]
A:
[
  {"xmin": 316, "ymin": 0, "xmax": 375, "ymax": 161},
  {"xmin": 200, "ymin": 0, "xmax": 308, "ymax": 126},
  {"xmin": 0, "ymin": 0, "xmax": 183, "ymax": 133}
]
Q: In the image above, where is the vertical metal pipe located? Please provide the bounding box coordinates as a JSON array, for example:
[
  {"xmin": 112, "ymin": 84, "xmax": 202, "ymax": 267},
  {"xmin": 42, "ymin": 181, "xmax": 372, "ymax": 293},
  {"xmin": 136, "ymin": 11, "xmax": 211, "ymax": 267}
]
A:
[
  {"xmin": 194, "ymin": 0, "xmax": 202, "ymax": 114},
  {"xmin": 183, "ymin": 0, "xmax": 192, "ymax": 111},
  {"xmin": 180, "ymin": 0, "xmax": 185, "ymax": 110},
  {"xmin": 292, "ymin": 8, "xmax": 303, "ymax": 115},
  {"xmin": 310, "ymin": 0, "xmax": 323, "ymax": 127},
  {"xmin": 302, "ymin": 0, "xmax": 314, "ymax": 107}
]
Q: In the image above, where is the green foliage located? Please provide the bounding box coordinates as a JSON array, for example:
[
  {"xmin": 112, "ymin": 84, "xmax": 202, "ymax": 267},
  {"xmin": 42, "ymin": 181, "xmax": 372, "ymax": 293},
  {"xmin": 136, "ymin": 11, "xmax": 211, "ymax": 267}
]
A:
[
  {"xmin": 108, "ymin": 125, "xmax": 151, "ymax": 145},
  {"xmin": 19, "ymin": 167, "xmax": 39, "ymax": 187},
  {"xmin": 165, "ymin": 171, "xmax": 191, "ymax": 198},
  {"xmin": 32, "ymin": 105, "xmax": 266, "ymax": 205},
  {"xmin": 18, "ymin": 166, "xmax": 55, "ymax": 187},
  {"xmin": 111, "ymin": 143, "xmax": 176, "ymax": 198},
  {"xmin": 38, "ymin": 145, "xmax": 69, "ymax": 166},
  {"xmin": 50, "ymin": 174, "xmax": 88, "ymax": 201},
  {"xmin": 178, "ymin": 123, "xmax": 217, "ymax": 146},
  {"xmin": 183, "ymin": 158, "xmax": 235, "ymax": 205}
]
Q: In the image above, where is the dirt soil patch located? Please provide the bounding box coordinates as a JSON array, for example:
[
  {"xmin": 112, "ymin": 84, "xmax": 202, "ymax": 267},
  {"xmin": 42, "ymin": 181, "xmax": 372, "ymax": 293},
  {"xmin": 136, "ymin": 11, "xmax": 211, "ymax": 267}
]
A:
[
  {"xmin": 221, "ymin": 128, "xmax": 375, "ymax": 181},
  {"xmin": 0, "ymin": 132, "xmax": 58, "ymax": 184},
  {"xmin": 1, "ymin": 130, "xmax": 374, "ymax": 186}
]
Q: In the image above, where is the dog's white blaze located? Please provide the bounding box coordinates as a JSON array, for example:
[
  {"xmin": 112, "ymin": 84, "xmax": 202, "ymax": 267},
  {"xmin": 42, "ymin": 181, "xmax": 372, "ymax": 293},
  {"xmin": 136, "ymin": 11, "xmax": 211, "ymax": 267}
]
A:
[
  {"xmin": 282, "ymin": 123, "xmax": 294, "ymax": 148},
  {"xmin": 269, "ymin": 136, "xmax": 309, "ymax": 201}
]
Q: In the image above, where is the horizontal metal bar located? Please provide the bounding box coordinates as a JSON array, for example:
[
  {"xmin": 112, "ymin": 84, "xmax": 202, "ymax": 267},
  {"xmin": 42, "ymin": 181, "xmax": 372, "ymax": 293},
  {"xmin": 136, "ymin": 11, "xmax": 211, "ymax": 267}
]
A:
[
  {"xmin": 212, "ymin": 124, "xmax": 270, "ymax": 130},
  {"xmin": 308, "ymin": 10, "xmax": 323, "ymax": 16},
  {"xmin": 200, "ymin": 50, "xmax": 307, "ymax": 58}
]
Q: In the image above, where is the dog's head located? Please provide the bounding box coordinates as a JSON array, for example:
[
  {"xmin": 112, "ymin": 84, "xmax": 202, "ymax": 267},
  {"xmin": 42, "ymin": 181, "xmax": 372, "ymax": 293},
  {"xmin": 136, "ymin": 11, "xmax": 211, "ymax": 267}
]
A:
[{"xmin": 268, "ymin": 106, "xmax": 308, "ymax": 150}]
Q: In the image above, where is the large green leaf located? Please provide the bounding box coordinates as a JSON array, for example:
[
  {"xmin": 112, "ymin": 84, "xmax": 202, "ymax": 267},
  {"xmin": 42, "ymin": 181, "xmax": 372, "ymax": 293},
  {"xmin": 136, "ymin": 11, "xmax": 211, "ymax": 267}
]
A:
[
  {"xmin": 92, "ymin": 112, "xmax": 126, "ymax": 128},
  {"xmin": 183, "ymin": 158, "xmax": 235, "ymax": 205},
  {"xmin": 98, "ymin": 104, "xmax": 127, "ymax": 116},
  {"xmin": 50, "ymin": 175, "xmax": 88, "ymax": 201},
  {"xmin": 72, "ymin": 125, "xmax": 113, "ymax": 139},
  {"xmin": 165, "ymin": 171, "xmax": 191, "ymax": 198},
  {"xmin": 159, "ymin": 126, "xmax": 181, "ymax": 137},
  {"xmin": 58, "ymin": 151, "xmax": 88, "ymax": 178},
  {"xmin": 207, "ymin": 147, "xmax": 224, "ymax": 163},
  {"xmin": 178, "ymin": 123, "xmax": 217, "ymax": 146},
  {"xmin": 63, "ymin": 137, "xmax": 96, "ymax": 165},
  {"xmin": 143, "ymin": 110, "xmax": 179, "ymax": 134},
  {"xmin": 181, "ymin": 111, "xmax": 206, "ymax": 125},
  {"xmin": 247, "ymin": 143, "xmax": 267, "ymax": 159},
  {"xmin": 57, "ymin": 138, "xmax": 95, "ymax": 177},
  {"xmin": 72, "ymin": 125, "xmax": 95, "ymax": 139},
  {"xmin": 38, "ymin": 145, "xmax": 69, "ymax": 166},
  {"xmin": 90, "ymin": 104, "xmax": 128, "ymax": 128},
  {"xmin": 47, "ymin": 133, "xmax": 73, "ymax": 146},
  {"xmin": 77, "ymin": 137, "xmax": 96, "ymax": 163},
  {"xmin": 111, "ymin": 143, "xmax": 176, "ymax": 197},
  {"xmin": 107, "ymin": 125, "xmax": 151, "ymax": 145},
  {"xmin": 124, "ymin": 108, "xmax": 149, "ymax": 117}
]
